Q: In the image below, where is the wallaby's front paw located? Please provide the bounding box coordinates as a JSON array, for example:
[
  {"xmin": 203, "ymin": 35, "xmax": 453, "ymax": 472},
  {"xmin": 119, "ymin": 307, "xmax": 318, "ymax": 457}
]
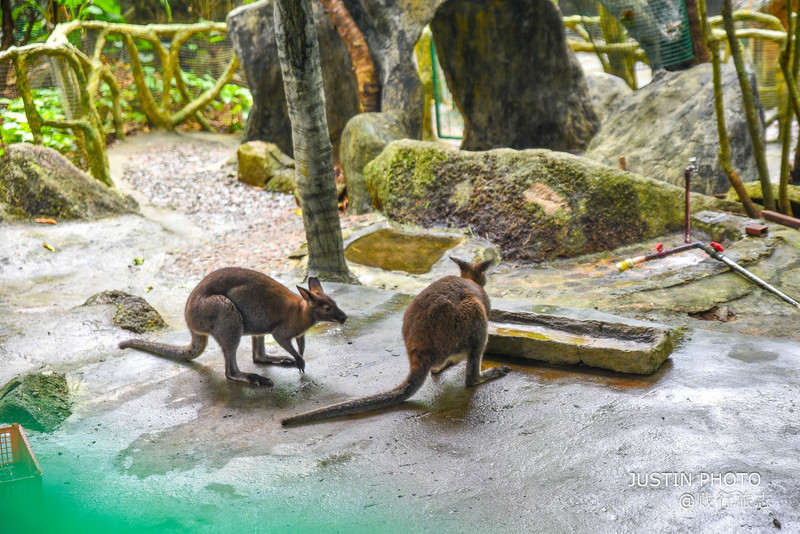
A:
[{"xmin": 295, "ymin": 356, "xmax": 306, "ymax": 373}]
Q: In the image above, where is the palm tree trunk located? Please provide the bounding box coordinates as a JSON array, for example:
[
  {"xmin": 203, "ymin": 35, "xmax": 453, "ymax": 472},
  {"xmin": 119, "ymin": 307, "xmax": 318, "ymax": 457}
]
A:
[{"xmin": 273, "ymin": 0, "xmax": 355, "ymax": 283}]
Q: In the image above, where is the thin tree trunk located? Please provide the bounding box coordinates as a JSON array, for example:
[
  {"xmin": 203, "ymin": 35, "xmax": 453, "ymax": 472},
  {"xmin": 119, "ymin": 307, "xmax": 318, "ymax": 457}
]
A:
[
  {"xmin": 699, "ymin": 0, "xmax": 761, "ymax": 218},
  {"xmin": 685, "ymin": 0, "xmax": 711, "ymax": 65},
  {"xmin": 274, "ymin": 0, "xmax": 355, "ymax": 283},
  {"xmin": 722, "ymin": 0, "xmax": 775, "ymax": 211},
  {"xmin": 778, "ymin": 0, "xmax": 796, "ymax": 215},
  {"xmin": 319, "ymin": 0, "xmax": 378, "ymax": 113}
]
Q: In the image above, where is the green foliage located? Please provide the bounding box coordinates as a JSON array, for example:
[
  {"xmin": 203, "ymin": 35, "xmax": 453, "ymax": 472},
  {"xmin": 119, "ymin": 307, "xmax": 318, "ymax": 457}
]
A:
[
  {"xmin": 1, "ymin": 71, "xmax": 252, "ymax": 158},
  {"xmin": 0, "ymin": 90, "xmax": 78, "ymax": 157}
]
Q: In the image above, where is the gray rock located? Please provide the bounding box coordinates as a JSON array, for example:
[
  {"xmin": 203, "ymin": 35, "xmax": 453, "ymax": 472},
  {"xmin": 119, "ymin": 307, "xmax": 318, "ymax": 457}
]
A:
[
  {"xmin": 227, "ymin": 0, "xmax": 360, "ymax": 158},
  {"xmin": 0, "ymin": 143, "xmax": 137, "ymax": 221},
  {"xmin": 430, "ymin": 0, "xmax": 599, "ymax": 152},
  {"xmin": 0, "ymin": 373, "xmax": 71, "ymax": 433},
  {"xmin": 487, "ymin": 309, "xmax": 682, "ymax": 374},
  {"xmin": 343, "ymin": 0, "xmax": 446, "ymax": 137},
  {"xmin": 586, "ymin": 63, "xmax": 762, "ymax": 195},
  {"xmin": 85, "ymin": 290, "xmax": 166, "ymax": 334},
  {"xmin": 342, "ymin": 112, "xmax": 408, "ymax": 213},
  {"xmin": 584, "ymin": 71, "xmax": 634, "ymax": 126},
  {"xmin": 364, "ymin": 140, "xmax": 730, "ymax": 262}
]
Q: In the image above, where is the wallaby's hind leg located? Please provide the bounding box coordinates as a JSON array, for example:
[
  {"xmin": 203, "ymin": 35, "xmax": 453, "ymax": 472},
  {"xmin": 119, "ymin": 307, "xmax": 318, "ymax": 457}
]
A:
[
  {"xmin": 251, "ymin": 335, "xmax": 295, "ymax": 366},
  {"xmin": 203, "ymin": 296, "xmax": 274, "ymax": 387},
  {"xmin": 464, "ymin": 331, "xmax": 510, "ymax": 387},
  {"xmin": 430, "ymin": 354, "xmax": 463, "ymax": 375}
]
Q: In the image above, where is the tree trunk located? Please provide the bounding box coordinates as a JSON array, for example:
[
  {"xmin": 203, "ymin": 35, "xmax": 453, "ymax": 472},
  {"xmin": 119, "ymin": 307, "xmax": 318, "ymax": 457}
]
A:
[
  {"xmin": 319, "ymin": 0, "xmax": 378, "ymax": 113},
  {"xmin": 1, "ymin": 0, "xmax": 15, "ymax": 50},
  {"xmin": 721, "ymin": 0, "xmax": 775, "ymax": 211},
  {"xmin": 273, "ymin": 0, "xmax": 355, "ymax": 283},
  {"xmin": 685, "ymin": 0, "xmax": 711, "ymax": 65}
]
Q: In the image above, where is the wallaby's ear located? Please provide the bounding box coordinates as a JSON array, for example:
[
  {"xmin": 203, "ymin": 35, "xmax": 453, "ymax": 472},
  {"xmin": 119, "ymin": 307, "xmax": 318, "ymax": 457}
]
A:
[
  {"xmin": 477, "ymin": 258, "xmax": 495, "ymax": 272},
  {"xmin": 297, "ymin": 286, "xmax": 314, "ymax": 302},
  {"xmin": 450, "ymin": 257, "xmax": 468, "ymax": 270},
  {"xmin": 307, "ymin": 277, "xmax": 322, "ymax": 292}
]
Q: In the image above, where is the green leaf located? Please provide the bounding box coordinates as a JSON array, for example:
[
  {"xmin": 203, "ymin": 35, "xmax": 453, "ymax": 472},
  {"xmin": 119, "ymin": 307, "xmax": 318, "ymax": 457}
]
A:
[{"xmin": 92, "ymin": 0, "xmax": 122, "ymax": 15}]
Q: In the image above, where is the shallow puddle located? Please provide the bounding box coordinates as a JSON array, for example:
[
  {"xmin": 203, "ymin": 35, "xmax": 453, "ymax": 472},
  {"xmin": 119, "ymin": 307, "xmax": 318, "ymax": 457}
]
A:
[{"xmin": 345, "ymin": 229, "xmax": 463, "ymax": 274}]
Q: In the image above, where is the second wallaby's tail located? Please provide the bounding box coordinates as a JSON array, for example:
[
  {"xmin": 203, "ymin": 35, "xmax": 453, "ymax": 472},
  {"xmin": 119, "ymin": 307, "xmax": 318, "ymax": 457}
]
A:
[
  {"xmin": 118, "ymin": 331, "xmax": 208, "ymax": 361},
  {"xmin": 281, "ymin": 370, "xmax": 428, "ymax": 426}
]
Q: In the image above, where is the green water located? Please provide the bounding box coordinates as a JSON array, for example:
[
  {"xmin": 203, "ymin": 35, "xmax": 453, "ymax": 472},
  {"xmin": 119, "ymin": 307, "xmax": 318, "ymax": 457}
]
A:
[
  {"xmin": 345, "ymin": 229, "xmax": 463, "ymax": 274},
  {"xmin": 3, "ymin": 433, "xmax": 430, "ymax": 534}
]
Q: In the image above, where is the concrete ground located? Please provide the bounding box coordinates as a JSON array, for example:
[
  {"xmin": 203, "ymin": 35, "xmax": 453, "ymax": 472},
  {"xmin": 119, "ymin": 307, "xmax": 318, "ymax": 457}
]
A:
[{"xmin": 1, "ymin": 134, "xmax": 798, "ymax": 533}]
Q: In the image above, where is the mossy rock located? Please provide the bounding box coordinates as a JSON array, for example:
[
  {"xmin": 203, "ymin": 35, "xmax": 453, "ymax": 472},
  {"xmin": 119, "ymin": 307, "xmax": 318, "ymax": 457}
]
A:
[
  {"xmin": 85, "ymin": 290, "xmax": 166, "ymax": 334},
  {"xmin": 365, "ymin": 140, "xmax": 730, "ymax": 262},
  {"xmin": 726, "ymin": 181, "xmax": 800, "ymax": 216},
  {"xmin": 0, "ymin": 143, "xmax": 138, "ymax": 221},
  {"xmin": 237, "ymin": 140, "xmax": 296, "ymax": 192},
  {"xmin": 342, "ymin": 112, "xmax": 408, "ymax": 214},
  {"xmin": 0, "ymin": 373, "xmax": 71, "ymax": 433}
]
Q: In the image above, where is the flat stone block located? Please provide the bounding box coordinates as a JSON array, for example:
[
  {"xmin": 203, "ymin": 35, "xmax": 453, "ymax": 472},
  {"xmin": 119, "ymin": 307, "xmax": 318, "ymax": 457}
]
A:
[{"xmin": 486, "ymin": 309, "xmax": 682, "ymax": 375}]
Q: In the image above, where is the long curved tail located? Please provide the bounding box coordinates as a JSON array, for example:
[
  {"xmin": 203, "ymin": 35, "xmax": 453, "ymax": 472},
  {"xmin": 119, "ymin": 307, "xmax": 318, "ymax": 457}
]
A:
[
  {"xmin": 282, "ymin": 370, "xmax": 427, "ymax": 426},
  {"xmin": 118, "ymin": 331, "xmax": 208, "ymax": 361}
]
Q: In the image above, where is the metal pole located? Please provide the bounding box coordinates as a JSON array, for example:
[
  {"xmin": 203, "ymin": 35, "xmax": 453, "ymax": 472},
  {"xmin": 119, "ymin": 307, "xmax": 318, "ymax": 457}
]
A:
[
  {"xmin": 696, "ymin": 242, "xmax": 800, "ymax": 309},
  {"xmin": 684, "ymin": 158, "xmax": 696, "ymax": 244}
]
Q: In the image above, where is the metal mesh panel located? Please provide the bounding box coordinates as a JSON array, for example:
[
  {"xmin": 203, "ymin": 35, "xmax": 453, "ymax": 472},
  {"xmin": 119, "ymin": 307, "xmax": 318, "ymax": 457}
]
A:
[{"xmin": 570, "ymin": 0, "xmax": 694, "ymax": 71}]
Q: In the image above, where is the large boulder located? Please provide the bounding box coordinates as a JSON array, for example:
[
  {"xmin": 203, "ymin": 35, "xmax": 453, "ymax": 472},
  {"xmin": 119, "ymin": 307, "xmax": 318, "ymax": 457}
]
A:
[
  {"xmin": 227, "ymin": 0, "xmax": 360, "ymax": 158},
  {"xmin": 586, "ymin": 63, "xmax": 762, "ymax": 195},
  {"xmin": 430, "ymin": 0, "xmax": 599, "ymax": 152},
  {"xmin": 584, "ymin": 71, "xmax": 633, "ymax": 126},
  {"xmin": 0, "ymin": 143, "xmax": 137, "ymax": 221},
  {"xmin": 364, "ymin": 140, "xmax": 728, "ymax": 262},
  {"xmin": 342, "ymin": 111, "xmax": 408, "ymax": 213},
  {"xmin": 343, "ymin": 0, "xmax": 446, "ymax": 137}
]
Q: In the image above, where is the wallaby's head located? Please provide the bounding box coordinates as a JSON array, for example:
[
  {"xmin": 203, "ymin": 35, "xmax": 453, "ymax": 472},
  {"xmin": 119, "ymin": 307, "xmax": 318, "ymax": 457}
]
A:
[
  {"xmin": 450, "ymin": 257, "xmax": 495, "ymax": 287},
  {"xmin": 297, "ymin": 277, "xmax": 348, "ymax": 324}
]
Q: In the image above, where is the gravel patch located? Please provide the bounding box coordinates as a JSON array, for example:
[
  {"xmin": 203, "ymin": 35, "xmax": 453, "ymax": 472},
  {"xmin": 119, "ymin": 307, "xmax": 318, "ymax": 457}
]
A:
[{"xmin": 120, "ymin": 139, "xmax": 371, "ymax": 279}]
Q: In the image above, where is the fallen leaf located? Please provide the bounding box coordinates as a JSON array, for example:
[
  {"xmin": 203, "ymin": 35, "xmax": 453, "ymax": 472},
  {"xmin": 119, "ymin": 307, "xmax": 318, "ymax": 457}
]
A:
[
  {"xmin": 35, "ymin": 218, "xmax": 58, "ymax": 225},
  {"xmin": 43, "ymin": 242, "xmax": 55, "ymax": 252}
]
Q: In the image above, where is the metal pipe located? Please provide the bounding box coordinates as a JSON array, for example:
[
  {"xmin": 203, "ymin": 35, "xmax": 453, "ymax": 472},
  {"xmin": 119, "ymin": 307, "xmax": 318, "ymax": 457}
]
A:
[
  {"xmin": 695, "ymin": 242, "xmax": 800, "ymax": 309},
  {"xmin": 616, "ymin": 242, "xmax": 700, "ymax": 272},
  {"xmin": 684, "ymin": 158, "xmax": 696, "ymax": 244}
]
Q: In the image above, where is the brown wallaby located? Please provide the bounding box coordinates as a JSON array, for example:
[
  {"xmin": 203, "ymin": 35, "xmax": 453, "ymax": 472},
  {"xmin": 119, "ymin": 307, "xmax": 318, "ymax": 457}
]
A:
[
  {"xmin": 282, "ymin": 257, "xmax": 510, "ymax": 425},
  {"xmin": 119, "ymin": 267, "xmax": 347, "ymax": 387}
]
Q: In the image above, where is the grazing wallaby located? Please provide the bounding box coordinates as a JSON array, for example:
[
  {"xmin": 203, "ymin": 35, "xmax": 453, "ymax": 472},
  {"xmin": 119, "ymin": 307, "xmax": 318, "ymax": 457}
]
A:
[
  {"xmin": 119, "ymin": 267, "xmax": 347, "ymax": 387},
  {"xmin": 282, "ymin": 257, "xmax": 510, "ymax": 425}
]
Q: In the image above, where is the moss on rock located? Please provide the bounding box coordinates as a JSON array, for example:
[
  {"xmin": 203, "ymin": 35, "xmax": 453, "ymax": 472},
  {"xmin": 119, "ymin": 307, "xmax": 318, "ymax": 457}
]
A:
[
  {"xmin": 365, "ymin": 140, "xmax": 728, "ymax": 261},
  {"xmin": 85, "ymin": 290, "xmax": 166, "ymax": 334},
  {"xmin": 0, "ymin": 373, "xmax": 71, "ymax": 433},
  {"xmin": 0, "ymin": 143, "xmax": 137, "ymax": 221}
]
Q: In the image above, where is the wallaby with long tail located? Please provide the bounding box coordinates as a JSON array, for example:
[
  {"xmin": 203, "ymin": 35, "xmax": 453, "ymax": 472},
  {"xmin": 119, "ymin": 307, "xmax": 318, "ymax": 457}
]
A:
[
  {"xmin": 119, "ymin": 267, "xmax": 347, "ymax": 386},
  {"xmin": 282, "ymin": 257, "xmax": 510, "ymax": 425}
]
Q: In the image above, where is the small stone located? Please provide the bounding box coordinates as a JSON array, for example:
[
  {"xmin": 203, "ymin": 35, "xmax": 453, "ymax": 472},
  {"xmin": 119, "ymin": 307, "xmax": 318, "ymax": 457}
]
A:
[{"xmin": 85, "ymin": 290, "xmax": 166, "ymax": 334}]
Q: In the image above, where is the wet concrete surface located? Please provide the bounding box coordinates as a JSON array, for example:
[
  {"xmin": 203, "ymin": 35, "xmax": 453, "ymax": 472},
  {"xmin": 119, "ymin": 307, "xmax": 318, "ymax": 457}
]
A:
[{"xmin": 1, "ymin": 134, "xmax": 799, "ymax": 532}]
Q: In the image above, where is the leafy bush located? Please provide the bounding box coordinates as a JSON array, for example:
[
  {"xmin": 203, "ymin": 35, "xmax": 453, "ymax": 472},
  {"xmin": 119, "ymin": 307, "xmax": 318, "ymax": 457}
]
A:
[{"xmin": 0, "ymin": 89, "xmax": 78, "ymax": 157}]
